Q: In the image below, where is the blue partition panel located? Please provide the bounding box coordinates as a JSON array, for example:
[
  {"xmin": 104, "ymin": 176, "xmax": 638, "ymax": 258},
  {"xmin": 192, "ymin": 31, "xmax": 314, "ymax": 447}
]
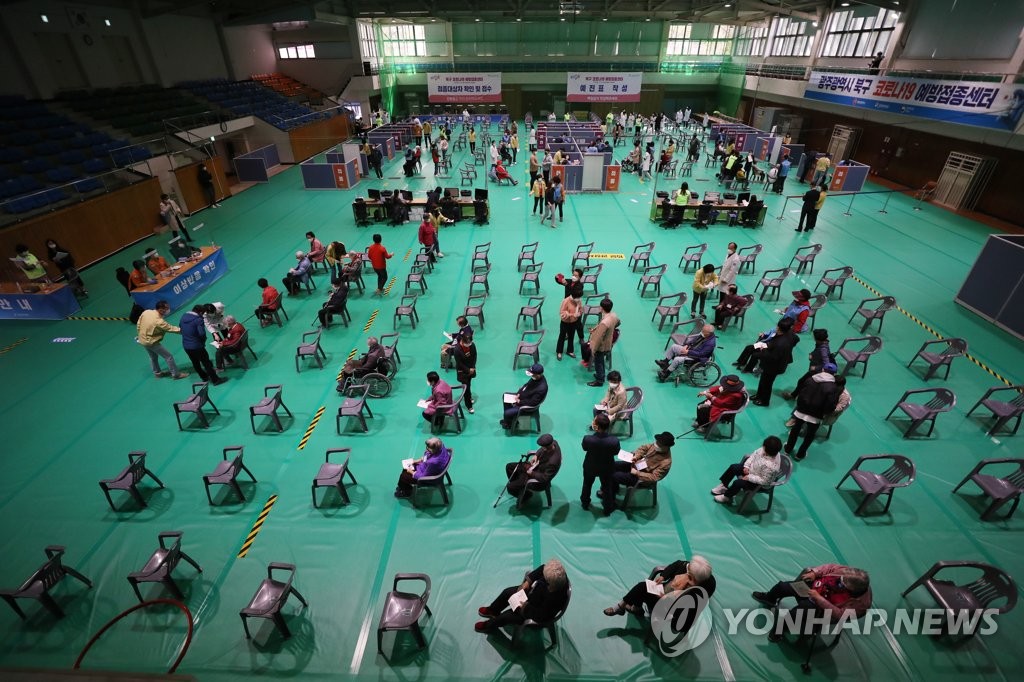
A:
[
  {"xmin": 233, "ymin": 157, "xmax": 269, "ymax": 183},
  {"xmin": 301, "ymin": 161, "xmax": 338, "ymax": 189}
]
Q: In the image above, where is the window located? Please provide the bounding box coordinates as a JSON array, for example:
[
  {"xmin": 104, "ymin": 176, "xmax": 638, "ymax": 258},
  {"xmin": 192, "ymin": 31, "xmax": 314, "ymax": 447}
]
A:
[
  {"xmin": 379, "ymin": 24, "xmax": 427, "ymax": 58},
  {"xmin": 735, "ymin": 24, "xmax": 768, "ymax": 57},
  {"xmin": 359, "ymin": 21, "xmax": 379, "ymax": 68},
  {"xmin": 770, "ymin": 17, "xmax": 814, "ymax": 57},
  {"xmin": 665, "ymin": 23, "xmax": 734, "ymax": 57},
  {"xmin": 820, "ymin": 8, "xmax": 900, "ymax": 58},
  {"xmin": 278, "ymin": 44, "xmax": 315, "ymax": 60}
]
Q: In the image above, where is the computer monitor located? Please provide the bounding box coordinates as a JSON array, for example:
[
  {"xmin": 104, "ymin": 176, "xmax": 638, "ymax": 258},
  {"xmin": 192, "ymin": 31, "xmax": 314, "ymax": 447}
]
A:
[
  {"xmin": 367, "ymin": 188, "xmax": 382, "ymax": 201},
  {"xmin": 445, "ymin": 187, "xmax": 459, "ymax": 198},
  {"xmin": 401, "ymin": 190, "xmax": 413, "ymax": 201},
  {"xmin": 737, "ymin": 191, "xmax": 751, "ymax": 203},
  {"xmin": 475, "ymin": 188, "xmax": 488, "ymax": 201}
]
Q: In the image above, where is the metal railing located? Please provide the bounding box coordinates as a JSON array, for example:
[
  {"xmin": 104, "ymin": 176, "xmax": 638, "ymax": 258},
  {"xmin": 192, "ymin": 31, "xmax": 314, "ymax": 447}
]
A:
[{"xmin": 0, "ymin": 167, "xmax": 147, "ymax": 224}]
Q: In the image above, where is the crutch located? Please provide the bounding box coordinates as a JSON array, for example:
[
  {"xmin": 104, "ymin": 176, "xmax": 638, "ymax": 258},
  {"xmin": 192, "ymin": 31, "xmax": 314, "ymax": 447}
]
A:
[{"xmin": 493, "ymin": 453, "xmax": 530, "ymax": 508}]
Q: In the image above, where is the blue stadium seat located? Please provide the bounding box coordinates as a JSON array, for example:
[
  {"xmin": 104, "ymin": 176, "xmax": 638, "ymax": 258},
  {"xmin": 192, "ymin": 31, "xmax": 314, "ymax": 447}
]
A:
[
  {"xmin": 73, "ymin": 177, "xmax": 104, "ymax": 193},
  {"xmin": 46, "ymin": 167, "xmax": 76, "ymax": 183},
  {"xmin": 81, "ymin": 157, "xmax": 112, "ymax": 173}
]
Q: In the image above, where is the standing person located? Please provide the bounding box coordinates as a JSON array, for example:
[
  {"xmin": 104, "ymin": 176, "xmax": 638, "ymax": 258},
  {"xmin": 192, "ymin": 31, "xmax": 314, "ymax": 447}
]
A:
[
  {"xmin": 509, "ymin": 131, "xmax": 519, "ymax": 165},
  {"xmin": 137, "ymin": 300, "xmax": 189, "ymax": 380},
  {"xmin": 179, "ymin": 304, "xmax": 226, "ymax": 385},
  {"xmin": 541, "ymin": 150, "xmax": 552, "ymax": 184},
  {"xmin": 422, "ymin": 119, "xmax": 432, "ymax": 146},
  {"xmin": 772, "ymin": 155, "xmax": 791, "ymax": 194},
  {"xmin": 489, "ymin": 141, "xmax": 500, "ymax": 166},
  {"xmin": 159, "ymin": 194, "xmax": 193, "ymax": 242},
  {"xmin": 367, "ymin": 233, "xmax": 393, "ymax": 296},
  {"xmin": 641, "ymin": 147, "xmax": 652, "ymax": 181},
  {"xmin": 402, "ymin": 144, "xmax": 416, "ymax": 177},
  {"xmin": 750, "ymin": 319, "xmax": 800, "ymax": 407},
  {"xmin": 13, "ymin": 244, "xmax": 49, "ymax": 284},
  {"xmin": 369, "ymin": 145, "xmax": 383, "ymax": 178},
  {"xmin": 530, "ymin": 175, "xmax": 546, "ymax": 216},
  {"xmin": 718, "ymin": 242, "xmax": 740, "ymax": 299},
  {"xmin": 451, "ymin": 331, "xmax": 477, "ymax": 414},
  {"xmin": 691, "ymin": 263, "xmax": 719, "ymax": 318},
  {"xmin": 581, "ymin": 413, "xmax": 619, "ymax": 515},
  {"xmin": 44, "ymin": 239, "xmax": 87, "ymax": 296},
  {"xmin": 812, "ymin": 153, "xmax": 831, "ymax": 188},
  {"xmin": 796, "ymin": 184, "xmax": 821, "ymax": 232},
  {"xmin": 418, "ymin": 215, "xmax": 439, "ymax": 262},
  {"xmin": 468, "ymin": 127, "xmax": 476, "ymax": 154},
  {"xmin": 587, "ymin": 298, "xmax": 620, "ymax": 387},
  {"xmin": 543, "ymin": 179, "xmax": 557, "ymax": 226},
  {"xmin": 550, "ymin": 176, "xmax": 564, "ymax": 226},
  {"xmin": 528, "ymin": 150, "xmax": 540, "ymax": 188},
  {"xmin": 785, "ymin": 364, "xmax": 841, "ymax": 460},
  {"xmin": 868, "ymin": 51, "xmax": 884, "ymax": 75},
  {"xmin": 438, "ymin": 135, "xmax": 449, "ymax": 164},
  {"xmin": 809, "ymin": 185, "xmax": 827, "ymax": 230},
  {"xmin": 197, "ymin": 163, "xmax": 220, "ymax": 208},
  {"xmin": 556, "ymin": 287, "xmax": 583, "ymax": 361},
  {"xmin": 528, "ymin": 126, "xmax": 537, "ymax": 152},
  {"xmin": 431, "ymin": 144, "xmax": 440, "ymax": 175}
]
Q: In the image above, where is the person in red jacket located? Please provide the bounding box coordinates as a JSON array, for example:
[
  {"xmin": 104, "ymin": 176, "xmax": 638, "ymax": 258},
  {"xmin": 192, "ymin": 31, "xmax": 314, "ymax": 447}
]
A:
[
  {"xmin": 418, "ymin": 216, "xmax": 439, "ymax": 262},
  {"xmin": 215, "ymin": 316, "xmax": 246, "ymax": 369},
  {"xmin": 694, "ymin": 374, "xmax": 747, "ymax": 432},
  {"xmin": 254, "ymin": 278, "xmax": 280, "ymax": 326},
  {"xmin": 367, "ymin": 233, "xmax": 393, "ymax": 295}
]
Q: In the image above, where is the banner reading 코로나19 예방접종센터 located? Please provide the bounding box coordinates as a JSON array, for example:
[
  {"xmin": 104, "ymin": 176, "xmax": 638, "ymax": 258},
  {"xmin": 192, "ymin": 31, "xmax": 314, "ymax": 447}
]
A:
[
  {"xmin": 567, "ymin": 72, "xmax": 643, "ymax": 103},
  {"xmin": 804, "ymin": 71, "xmax": 1024, "ymax": 132},
  {"xmin": 428, "ymin": 73, "xmax": 502, "ymax": 104}
]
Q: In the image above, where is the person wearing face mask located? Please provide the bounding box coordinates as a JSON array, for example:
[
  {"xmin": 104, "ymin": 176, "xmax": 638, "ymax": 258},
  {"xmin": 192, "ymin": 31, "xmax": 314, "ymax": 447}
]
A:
[
  {"xmin": 45, "ymin": 238, "xmax": 87, "ymax": 296},
  {"xmin": 607, "ymin": 431, "xmax": 674, "ymax": 501},
  {"xmin": 718, "ymin": 242, "xmax": 741, "ymax": 299},
  {"xmin": 501, "ymin": 364, "xmax": 548, "ymax": 430},
  {"xmin": 556, "ymin": 284, "xmax": 584, "ymax": 361},
  {"xmin": 581, "ymin": 412, "xmax": 620, "ymax": 515},
  {"xmin": 593, "ymin": 371, "xmax": 628, "ymax": 423},
  {"xmin": 657, "ymin": 324, "xmax": 717, "ymax": 382},
  {"xmin": 421, "ymin": 371, "xmax": 454, "ymax": 429},
  {"xmin": 451, "ymin": 331, "xmax": 478, "ymax": 414}
]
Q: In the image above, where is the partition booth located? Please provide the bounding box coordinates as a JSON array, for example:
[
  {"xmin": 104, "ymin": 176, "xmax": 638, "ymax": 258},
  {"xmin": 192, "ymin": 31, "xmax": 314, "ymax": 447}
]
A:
[
  {"xmin": 300, "ymin": 155, "xmax": 360, "ymax": 190},
  {"xmin": 956, "ymin": 234, "xmax": 1024, "ymax": 341},
  {"xmin": 232, "ymin": 144, "xmax": 280, "ymax": 183},
  {"xmin": 536, "ymin": 121, "xmax": 621, "ymax": 192}
]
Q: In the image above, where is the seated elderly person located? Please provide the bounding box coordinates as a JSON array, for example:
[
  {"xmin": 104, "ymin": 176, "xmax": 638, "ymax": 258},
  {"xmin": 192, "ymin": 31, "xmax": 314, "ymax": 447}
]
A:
[
  {"xmin": 656, "ymin": 324, "xmax": 717, "ymax": 382},
  {"xmin": 214, "ymin": 316, "xmax": 246, "ymax": 370},
  {"xmin": 604, "ymin": 555, "xmax": 715, "ymax": 617},
  {"xmin": 714, "ymin": 285, "xmax": 747, "ymax": 330},
  {"xmin": 609, "ymin": 431, "xmax": 674, "ymax": 499},
  {"xmin": 318, "ymin": 280, "xmax": 349, "ymax": 328},
  {"xmin": 337, "ymin": 336, "xmax": 385, "ymax": 388},
  {"xmin": 752, "ymin": 563, "xmax": 872, "ymax": 642},
  {"xmin": 254, "ymin": 278, "xmax": 280, "ymax": 326},
  {"xmin": 394, "ymin": 437, "xmax": 452, "ymax": 498},
  {"xmin": 695, "ymin": 374, "xmax": 747, "ymax": 431},
  {"xmin": 282, "ymin": 250, "xmax": 313, "ymax": 295},
  {"xmin": 593, "ymin": 370, "xmax": 628, "ymax": 422},
  {"xmin": 501, "ymin": 364, "xmax": 548, "ymax": 429},
  {"xmin": 711, "ymin": 435, "xmax": 783, "ymax": 504},
  {"xmin": 475, "ymin": 559, "xmax": 569, "ymax": 633},
  {"xmin": 421, "ymin": 371, "xmax": 454, "ymax": 429},
  {"xmin": 505, "ymin": 433, "xmax": 562, "ymax": 501}
]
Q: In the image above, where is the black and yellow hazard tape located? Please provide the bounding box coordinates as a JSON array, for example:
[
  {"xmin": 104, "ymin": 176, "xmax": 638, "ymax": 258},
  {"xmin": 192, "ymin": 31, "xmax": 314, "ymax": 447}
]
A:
[
  {"xmin": 852, "ymin": 275, "xmax": 1012, "ymax": 387},
  {"xmin": 383, "ymin": 276, "xmax": 397, "ymax": 296},
  {"xmin": 363, "ymin": 308, "xmax": 379, "ymax": 333},
  {"xmin": 403, "ymin": 248, "xmax": 413, "ymax": 262},
  {"xmin": 237, "ymin": 494, "xmax": 278, "ymax": 558},
  {"xmin": 297, "ymin": 405, "xmax": 326, "ymax": 451},
  {"xmin": 67, "ymin": 316, "xmax": 130, "ymax": 322},
  {"xmin": 0, "ymin": 337, "xmax": 28, "ymax": 355}
]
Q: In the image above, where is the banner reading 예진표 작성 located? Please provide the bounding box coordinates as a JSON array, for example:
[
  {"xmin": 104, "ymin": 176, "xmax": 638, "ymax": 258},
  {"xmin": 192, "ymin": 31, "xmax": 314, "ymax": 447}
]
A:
[
  {"xmin": 567, "ymin": 72, "xmax": 643, "ymax": 103},
  {"xmin": 428, "ymin": 73, "xmax": 502, "ymax": 104},
  {"xmin": 804, "ymin": 70, "xmax": 1024, "ymax": 132}
]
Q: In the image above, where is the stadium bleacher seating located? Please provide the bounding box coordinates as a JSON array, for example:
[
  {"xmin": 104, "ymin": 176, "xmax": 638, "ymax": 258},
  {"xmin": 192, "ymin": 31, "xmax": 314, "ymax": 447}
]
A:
[{"xmin": 179, "ymin": 77, "xmax": 333, "ymax": 131}]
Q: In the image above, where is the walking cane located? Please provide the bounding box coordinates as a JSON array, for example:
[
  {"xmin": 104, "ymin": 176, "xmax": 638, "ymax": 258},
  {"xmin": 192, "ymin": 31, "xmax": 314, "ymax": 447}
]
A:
[{"xmin": 493, "ymin": 453, "xmax": 530, "ymax": 508}]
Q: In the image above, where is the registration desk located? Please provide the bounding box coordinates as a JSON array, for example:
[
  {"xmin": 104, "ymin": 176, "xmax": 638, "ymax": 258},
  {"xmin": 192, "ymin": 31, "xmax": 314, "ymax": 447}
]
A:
[
  {"xmin": 649, "ymin": 197, "xmax": 767, "ymax": 226},
  {"xmin": 0, "ymin": 282, "xmax": 80, "ymax": 320},
  {"xmin": 130, "ymin": 247, "xmax": 229, "ymax": 312},
  {"xmin": 353, "ymin": 197, "xmax": 488, "ymax": 223}
]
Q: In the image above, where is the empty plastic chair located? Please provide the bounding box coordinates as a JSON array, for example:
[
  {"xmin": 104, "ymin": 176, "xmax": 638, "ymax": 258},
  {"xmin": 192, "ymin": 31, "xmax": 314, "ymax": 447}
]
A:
[
  {"xmin": 394, "ymin": 294, "xmax": 420, "ymax": 329},
  {"xmin": 173, "ymin": 382, "xmax": 220, "ymax": 430},
  {"xmin": 637, "ymin": 264, "xmax": 667, "ymax": 297},
  {"xmin": 849, "ymin": 296, "xmax": 897, "ymax": 333},
  {"xmin": 240, "ymin": 563, "xmax": 308, "ymax": 639},
  {"xmin": 651, "ymin": 292, "xmax": 687, "ymax": 331},
  {"xmin": 966, "ymin": 386, "xmax": 1024, "ymax": 436},
  {"xmin": 512, "ymin": 330, "xmax": 545, "ymax": 369},
  {"xmin": 789, "ymin": 244, "xmax": 823, "ymax": 274},
  {"xmin": 952, "ymin": 458, "xmax": 1024, "ymax": 520},
  {"xmin": 736, "ymin": 244, "xmax": 762, "ymax": 273},
  {"xmin": 127, "ymin": 531, "xmax": 202, "ymax": 602},
  {"xmin": 380, "ymin": 332, "xmax": 402, "ymax": 365},
  {"xmin": 815, "ymin": 266, "xmax": 854, "ymax": 300},
  {"xmin": 571, "ymin": 242, "xmax": 594, "ymax": 269},
  {"xmin": 612, "ymin": 387, "xmax": 644, "ymax": 438},
  {"xmin": 678, "ymin": 243, "xmax": 707, "ymax": 272},
  {"xmin": 203, "ymin": 446, "xmax": 256, "ymax": 505},
  {"xmin": 469, "ymin": 264, "xmax": 491, "ymax": 296},
  {"xmin": 518, "ymin": 242, "xmax": 538, "ymax": 271},
  {"xmin": 836, "ymin": 454, "xmax": 916, "ymax": 515},
  {"xmin": 754, "ymin": 267, "xmax": 793, "ymax": 301},
  {"xmin": 249, "ymin": 384, "xmax": 293, "ymax": 433},
  {"xmin": 295, "ymin": 330, "xmax": 326, "ymax": 372},
  {"xmin": 901, "ymin": 561, "xmax": 1018, "ymax": 637},
  {"xmin": 0, "ymin": 546, "xmax": 92, "ymax": 619},
  {"xmin": 312, "ymin": 448, "xmax": 358, "ymax": 506},
  {"xmin": 629, "ymin": 242, "xmax": 655, "ymax": 272},
  {"xmin": 580, "ymin": 263, "xmax": 602, "ymax": 294},
  {"xmin": 99, "ymin": 450, "xmax": 165, "ymax": 511},
  {"xmin": 411, "ymin": 448, "xmax": 454, "ymax": 506},
  {"xmin": 736, "ymin": 454, "xmax": 793, "ymax": 514},
  {"xmin": 463, "ymin": 294, "xmax": 486, "ymax": 329},
  {"xmin": 517, "ymin": 296, "xmax": 545, "ymax": 330},
  {"xmin": 377, "ymin": 573, "xmax": 433, "ymax": 654},
  {"xmin": 337, "ymin": 384, "xmax": 373, "ymax": 433},
  {"xmin": 836, "ymin": 335, "xmax": 882, "ymax": 377},
  {"xmin": 622, "ymin": 479, "xmax": 659, "ymax": 509},
  {"xmin": 885, "ymin": 388, "xmax": 956, "ymax": 438},
  {"xmin": 519, "ymin": 262, "xmax": 543, "ymax": 295},
  {"xmin": 405, "ymin": 263, "xmax": 428, "ymax": 295},
  {"xmin": 907, "ymin": 338, "xmax": 968, "ymax": 381},
  {"xmin": 471, "ymin": 242, "xmax": 491, "ymax": 270}
]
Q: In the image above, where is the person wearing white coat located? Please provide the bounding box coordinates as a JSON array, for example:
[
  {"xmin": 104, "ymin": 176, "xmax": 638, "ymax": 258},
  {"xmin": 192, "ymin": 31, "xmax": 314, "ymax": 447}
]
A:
[{"xmin": 718, "ymin": 242, "xmax": 741, "ymax": 297}]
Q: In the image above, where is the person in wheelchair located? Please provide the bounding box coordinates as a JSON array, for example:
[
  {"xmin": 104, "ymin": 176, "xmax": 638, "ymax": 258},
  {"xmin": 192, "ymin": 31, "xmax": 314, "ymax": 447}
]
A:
[
  {"xmin": 656, "ymin": 324, "xmax": 717, "ymax": 383},
  {"xmin": 336, "ymin": 336, "xmax": 386, "ymax": 391}
]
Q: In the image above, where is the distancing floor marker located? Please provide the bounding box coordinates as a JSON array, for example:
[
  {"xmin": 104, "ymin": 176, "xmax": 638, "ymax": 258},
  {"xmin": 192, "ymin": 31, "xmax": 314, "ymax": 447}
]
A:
[
  {"xmin": 383, "ymin": 276, "xmax": 397, "ymax": 296},
  {"xmin": 297, "ymin": 405, "xmax": 325, "ymax": 451},
  {"xmin": 67, "ymin": 316, "xmax": 130, "ymax": 322},
  {"xmin": 363, "ymin": 308, "xmax": 379, "ymax": 333},
  {"xmin": 852, "ymin": 274, "xmax": 1013, "ymax": 387},
  {"xmin": 0, "ymin": 337, "xmax": 28, "ymax": 355},
  {"xmin": 337, "ymin": 348, "xmax": 359, "ymax": 381},
  {"xmin": 237, "ymin": 494, "xmax": 278, "ymax": 558},
  {"xmin": 402, "ymin": 248, "xmax": 412, "ymax": 262}
]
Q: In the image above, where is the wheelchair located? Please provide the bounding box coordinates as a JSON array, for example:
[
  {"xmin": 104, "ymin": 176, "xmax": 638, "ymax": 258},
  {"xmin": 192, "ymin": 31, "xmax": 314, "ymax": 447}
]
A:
[
  {"xmin": 667, "ymin": 353, "xmax": 722, "ymax": 388},
  {"xmin": 335, "ymin": 356, "xmax": 397, "ymax": 398}
]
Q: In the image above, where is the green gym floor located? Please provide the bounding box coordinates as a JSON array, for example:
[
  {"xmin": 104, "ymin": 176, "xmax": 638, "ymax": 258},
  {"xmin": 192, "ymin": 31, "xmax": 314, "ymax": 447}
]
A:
[{"xmin": 0, "ymin": 127, "xmax": 1021, "ymax": 681}]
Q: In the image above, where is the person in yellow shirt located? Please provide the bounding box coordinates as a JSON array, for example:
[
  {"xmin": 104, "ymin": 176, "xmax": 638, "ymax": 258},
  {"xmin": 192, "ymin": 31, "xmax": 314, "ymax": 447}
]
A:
[
  {"xmin": 531, "ymin": 176, "xmax": 547, "ymax": 216},
  {"xmin": 692, "ymin": 263, "xmax": 720, "ymax": 318},
  {"xmin": 137, "ymin": 300, "xmax": 189, "ymax": 379},
  {"xmin": 468, "ymin": 128, "xmax": 477, "ymax": 154},
  {"xmin": 13, "ymin": 244, "xmax": 49, "ymax": 283}
]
